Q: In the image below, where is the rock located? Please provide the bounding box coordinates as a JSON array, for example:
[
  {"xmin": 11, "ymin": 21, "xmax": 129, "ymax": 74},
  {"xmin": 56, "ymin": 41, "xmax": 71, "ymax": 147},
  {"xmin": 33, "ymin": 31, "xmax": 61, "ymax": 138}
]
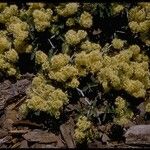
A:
[
  {"xmin": 13, "ymin": 120, "xmax": 42, "ymax": 128},
  {"xmin": 16, "ymin": 79, "xmax": 31, "ymax": 94},
  {"xmin": 31, "ymin": 143, "xmax": 56, "ymax": 148},
  {"xmin": 65, "ymin": 104, "xmax": 75, "ymax": 112},
  {"xmin": 101, "ymin": 134, "xmax": 110, "ymax": 143},
  {"xmin": 0, "ymin": 136, "xmax": 12, "ymax": 144},
  {"xmin": 55, "ymin": 135, "xmax": 66, "ymax": 148},
  {"xmin": 0, "ymin": 130, "xmax": 8, "ymax": 139},
  {"xmin": 5, "ymin": 109, "xmax": 18, "ymax": 122},
  {"xmin": 60, "ymin": 118, "xmax": 76, "ymax": 148},
  {"xmin": 23, "ymin": 131, "xmax": 58, "ymax": 144},
  {"xmin": 11, "ymin": 142, "xmax": 21, "ymax": 148},
  {"xmin": 92, "ymin": 28, "xmax": 101, "ymax": 35},
  {"xmin": 0, "ymin": 98, "xmax": 5, "ymax": 112},
  {"xmin": 1, "ymin": 109, "xmax": 18, "ymax": 131},
  {"xmin": 11, "ymin": 138, "xmax": 18, "ymax": 144},
  {"xmin": 21, "ymin": 73, "xmax": 34, "ymax": 80},
  {"xmin": 0, "ymin": 78, "xmax": 32, "ymax": 111},
  {"xmin": 98, "ymin": 125, "xmax": 106, "ymax": 133},
  {"xmin": 20, "ymin": 140, "xmax": 28, "ymax": 148},
  {"xmin": 9, "ymin": 130, "xmax": 28, "ymax": 135},
  {"xmin": 125, "ymin": 125, "xmax": 150, "ymax": 146},
  {"xmin": 137, "ymin": 102, "xmax": 146, "ymax": 117},
  {"xmin": 88, "ymin": 140, "xmax": 102, "ymax": 148},
  {"xmin": 0, "ymin": 144, "xmax": 7, "ymax": 148},
  {"xmin": 0, "ymin": 115, "xmax": 6, "ymax": 127},
  {"xmin": 124, "ymin": 120, "xmax": 136, "ymax": 128},
  {"xmin": 2, "ymin": 119, "xmax": 14, "ymax": 130}
]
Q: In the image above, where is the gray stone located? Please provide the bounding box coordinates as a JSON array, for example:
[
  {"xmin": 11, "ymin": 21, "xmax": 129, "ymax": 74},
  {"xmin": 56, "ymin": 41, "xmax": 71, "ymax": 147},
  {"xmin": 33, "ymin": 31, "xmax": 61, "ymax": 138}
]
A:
[{"xmin": 125, "ymin": 125, "xmax": 150, "ymax": 146}]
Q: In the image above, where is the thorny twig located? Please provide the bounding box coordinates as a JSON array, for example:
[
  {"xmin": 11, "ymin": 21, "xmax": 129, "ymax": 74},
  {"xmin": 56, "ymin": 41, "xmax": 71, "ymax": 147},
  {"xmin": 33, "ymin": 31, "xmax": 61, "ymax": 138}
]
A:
[
  {"xmin": 76, "ymin": 88, "xmax": 91, "ymax": 105},
  {"xmin": 48, "ymin": 39, "xmax": 55, "ymax": 49},
  {"xmin": 50, "ymin": 35, "xmax": 56, "ymax": 39},
  {"xmin": 116, "ymin": 30, "xmax": 125, "ymax": 34}
]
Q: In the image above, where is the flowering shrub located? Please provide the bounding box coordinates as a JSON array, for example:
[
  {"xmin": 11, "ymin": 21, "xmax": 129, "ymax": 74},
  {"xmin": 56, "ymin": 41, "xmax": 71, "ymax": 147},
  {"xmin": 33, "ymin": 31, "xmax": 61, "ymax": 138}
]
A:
[{"xmin": 0, "ymin": 2, "xmax": 149, "ymax": 145}]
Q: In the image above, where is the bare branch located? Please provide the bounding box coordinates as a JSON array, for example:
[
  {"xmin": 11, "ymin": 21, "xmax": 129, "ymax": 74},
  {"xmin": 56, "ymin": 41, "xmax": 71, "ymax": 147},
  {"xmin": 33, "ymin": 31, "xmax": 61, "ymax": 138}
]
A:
[
  {"xmin": 48, "ymin": 39, "xmax": 55, "ymax": 49},
  {"xmin": 76, "ymin": 88, "xmax": 91, "ymax": 105}
]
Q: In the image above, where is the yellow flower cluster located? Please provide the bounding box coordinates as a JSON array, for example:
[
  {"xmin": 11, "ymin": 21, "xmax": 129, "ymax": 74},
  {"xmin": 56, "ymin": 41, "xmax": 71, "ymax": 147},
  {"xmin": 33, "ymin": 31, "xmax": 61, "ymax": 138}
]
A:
[
  {"xmin": 56, "ymin": 3, "xmax": 79, "ymax": 17},
  {"xmin": 114, "ymin": 97, "xmax": 133, "ymax": 125},
  {"xmin": 0, "ymin": 31, "xmax": 11, "ymax": 53},
  {"xmin": 79, "ymin": 11, "xmax": 93, "ymax": 28},
  {"xmin": 123, "ymin": 79, "xmax": 145, "ymax": 98},
  {"xmin": 80, "ymin": 40, "xmax": 101, "ymax": 52},
  {"xmin": 7, "ymin": 16, "xmax": 30, "ymax": 53},
  {"xmin": 111, "ymin": 38, "xmax": 125, "ymax": 49},
  {"xmin": 25, "ymin": 45, "xmax": 33, "ymax": 53},
  {"xmin": 50, "ymin": 53, "xmax": 70, "ymax": 70},
  {"xmin": 0, "ymin": 5, "xmax": 18, "ymax": 23},
  {"xmin": 66, "ymin": 77, "xmax": 79, "ymax": 88},
  {"xmin": 7, "ymin": 16, "xmax": 29, "ymax": 40},
  {"xmin": 111, "ymin": 3, "xmax": 125, "ymax": 15},
  {"xmin": 146, "ymin": 103, "xmax": 150, "ymax": 113},
  {"xmin": 20, "ymin": 75, "xmax": 69, "ymax": 118},
  {"xmin": 65, "ymin": 30, "xmax": 87, "ymax": 45},
  {"xmin": 0, "ymin": 3, "xmax": 7, "ymax": 11},
  {"xmin": 5, "ymin": 49, "xmax": 19, "ymax": 63},
  {"xmin": 19, "ymin": 3, "xmax": 46, "ymax": 21},
  {"xmin": 65, "ymin": 29, "xmax": 87, "ymax": 45},
  {"xmin": 97, "ymin": 45, "xmax": 150, "ymax": 98},
  {"xmin": 49, "ymin": 65, "xmax": 79, "ymax": 86},
  {"xmin": 35, "ymin": 52, "xmax": 79, "ymax": 88},
  {"xmin": 74, "ymin": 116, "xmax": 97, "ymax": 143},
  {"xmin": 34, "ymin": 41, "xmax": 149, "ymax": 98},
  {"xmin": 0, "ymin": 49, "xmax": 18, "ymax": 76},
  {"xmin": 0, "ymin": 31, "xmax": 18, "ymax": 76},
  {"xmin": 35, "ymin": 50, "xmax": 48, "ymax": 65},
  {"xmin": 128, "ymin": 3, "xmax": 150, "ymax": 46},
  {"xmin": 49, "ymin": 60, "xmax": 79, "ymax": 88},
  {"xmin": 66, "ymin": 18, "xmax": 75, "ymax": 26},
  {"xmin": 32, "ymin": 8, "xmax": 53, "ymax": 32},
  {"xmin": 27, "ymin": 3, "xmax": 45, "ymax": 10},
  {"xmin": 75, "ymin": 50, "xmax": 103, "ymax": 75}
]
